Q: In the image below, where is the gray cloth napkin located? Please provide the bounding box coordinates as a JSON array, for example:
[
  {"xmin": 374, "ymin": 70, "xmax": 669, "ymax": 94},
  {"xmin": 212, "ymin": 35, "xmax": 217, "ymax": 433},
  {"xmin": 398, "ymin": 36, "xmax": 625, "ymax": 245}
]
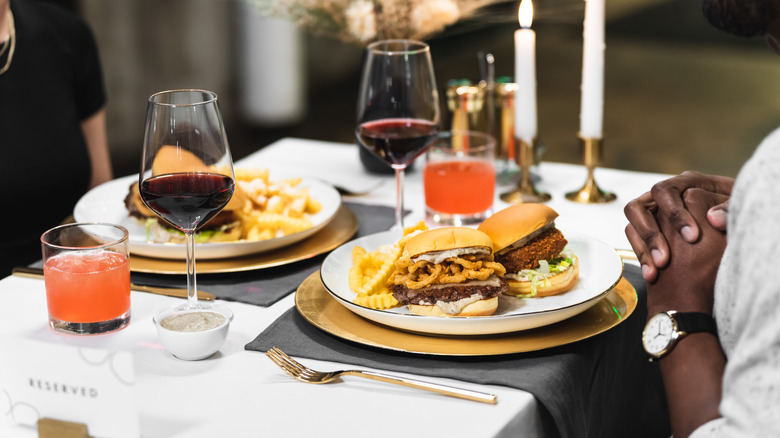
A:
[
  {"xmin": 130, "ymin": 203, "xmax": 398, "ymax": 307},
  {"xmin": 244, "ymin": 264, "xmax": 670, "ymax": 438}
]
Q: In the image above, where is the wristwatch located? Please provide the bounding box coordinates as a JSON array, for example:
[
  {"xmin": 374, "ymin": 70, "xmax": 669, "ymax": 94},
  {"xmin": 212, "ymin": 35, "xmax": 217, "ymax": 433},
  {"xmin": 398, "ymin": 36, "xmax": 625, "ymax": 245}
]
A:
[{"xmin": 642, "ymin": 311, "xmax": 718, "ymax": 361}]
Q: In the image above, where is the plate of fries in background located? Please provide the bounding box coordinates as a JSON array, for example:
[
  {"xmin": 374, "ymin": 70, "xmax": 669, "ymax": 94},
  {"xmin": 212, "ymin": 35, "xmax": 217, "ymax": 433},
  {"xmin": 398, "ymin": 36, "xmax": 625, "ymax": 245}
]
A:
[
  {"xmin": 319, "ymin": 226, "xmax": 624, "ymax": 336},
  {"xmin": 74, "ymin": 170, "xmax": 342, "ymax": 260}
]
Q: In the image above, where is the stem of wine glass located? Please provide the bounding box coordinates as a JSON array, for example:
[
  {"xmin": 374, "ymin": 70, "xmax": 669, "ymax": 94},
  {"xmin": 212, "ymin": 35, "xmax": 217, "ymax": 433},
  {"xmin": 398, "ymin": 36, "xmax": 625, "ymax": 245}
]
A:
[
  {"xmin": 393, "ymin": 166, "xmax": 406, "ymax": 230},
  {"xmin": 184, "ymin": 230, "xmax": 199, "ymax": 309}
]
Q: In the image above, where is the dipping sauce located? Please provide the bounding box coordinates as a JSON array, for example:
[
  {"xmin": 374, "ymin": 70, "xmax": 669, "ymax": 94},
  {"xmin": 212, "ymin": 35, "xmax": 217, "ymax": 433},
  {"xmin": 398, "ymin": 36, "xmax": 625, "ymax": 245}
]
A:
[{"xmin": 160, "ymin": 312, "xmax": 227, "ymax": 332}]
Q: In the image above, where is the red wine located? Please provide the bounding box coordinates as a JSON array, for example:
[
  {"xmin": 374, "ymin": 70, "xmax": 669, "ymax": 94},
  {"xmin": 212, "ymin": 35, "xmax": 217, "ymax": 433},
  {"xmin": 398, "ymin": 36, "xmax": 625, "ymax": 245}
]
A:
[
  {"xmin": 357, "ymin": 118, "xmax": 438, "ymax": 166},
  {"xmin": 140, "ymin": 173, "xmax": 235, "ymax": 232}
]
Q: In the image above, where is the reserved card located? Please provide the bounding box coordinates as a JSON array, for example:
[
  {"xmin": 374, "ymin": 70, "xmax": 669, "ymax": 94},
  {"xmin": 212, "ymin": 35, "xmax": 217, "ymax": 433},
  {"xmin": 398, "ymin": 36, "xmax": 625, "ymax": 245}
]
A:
[{"xmin": 0, "ymin": 337, "xmax": 139, "ymax": 437}]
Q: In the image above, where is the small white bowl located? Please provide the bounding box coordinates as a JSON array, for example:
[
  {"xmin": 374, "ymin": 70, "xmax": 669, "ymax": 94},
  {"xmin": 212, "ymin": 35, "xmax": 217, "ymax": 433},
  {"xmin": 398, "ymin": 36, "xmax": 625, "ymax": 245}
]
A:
[{"xmin": 153, "ymin": 304, "xmax": 234, "ymax": 360}]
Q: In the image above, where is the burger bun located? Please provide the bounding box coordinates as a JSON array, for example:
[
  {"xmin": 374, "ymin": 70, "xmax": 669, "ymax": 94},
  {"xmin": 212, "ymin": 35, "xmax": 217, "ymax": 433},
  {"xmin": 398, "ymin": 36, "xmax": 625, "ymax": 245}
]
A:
[
  {"xmin": 151, "ymin": 145, "xmax": 209, "ymax": 175},
  {"xmin": 407, "ymin": 296, "xmax": 499, "ymax": 317},
  {"xmin": 505, "ymin": 255, "xmax": 579, "ymax": 297},
  {"xmin": 405, "ymin": 227, "xmax": 494, "ymax": 258},
  {"xmin": 477, "ymin": 203, "xmax": 559, "ymax": 252}
]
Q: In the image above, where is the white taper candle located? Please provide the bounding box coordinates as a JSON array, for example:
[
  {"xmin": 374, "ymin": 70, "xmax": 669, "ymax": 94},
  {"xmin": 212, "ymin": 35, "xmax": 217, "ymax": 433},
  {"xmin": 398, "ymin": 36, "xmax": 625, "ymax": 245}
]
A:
[
  {"xmin": 579, "ymin": 0, "xmax": 605, "ymax": 139},
  {"xmin": 514, "ymin": 0, "xmax": 536, "ymax": 143}
]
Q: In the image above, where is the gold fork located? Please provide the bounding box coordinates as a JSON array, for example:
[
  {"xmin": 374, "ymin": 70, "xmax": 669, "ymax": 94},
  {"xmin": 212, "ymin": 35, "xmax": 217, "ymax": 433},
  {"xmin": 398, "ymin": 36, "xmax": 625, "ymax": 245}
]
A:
[{"xmin": 265, "ymin": 346, "xmax": 497, "ymax": 404}]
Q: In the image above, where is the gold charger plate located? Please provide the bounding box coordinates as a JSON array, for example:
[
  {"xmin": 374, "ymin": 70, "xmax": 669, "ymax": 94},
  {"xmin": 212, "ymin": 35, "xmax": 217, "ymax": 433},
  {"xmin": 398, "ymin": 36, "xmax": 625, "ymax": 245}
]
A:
[
  {"xmin": 129, "ymin": 206, "xmax": 358, "ymax": 274},
  {"xmin": 295, "ymin": 272, "xmax": 637, "ymax": 356}
]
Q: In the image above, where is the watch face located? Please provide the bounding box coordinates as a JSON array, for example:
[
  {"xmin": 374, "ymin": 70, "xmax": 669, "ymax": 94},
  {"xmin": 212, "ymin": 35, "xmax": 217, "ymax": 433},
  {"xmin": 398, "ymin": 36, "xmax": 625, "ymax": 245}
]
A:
[{"xmin": 643, "ymin": 313, "xmax": 675, "ymax": 355}]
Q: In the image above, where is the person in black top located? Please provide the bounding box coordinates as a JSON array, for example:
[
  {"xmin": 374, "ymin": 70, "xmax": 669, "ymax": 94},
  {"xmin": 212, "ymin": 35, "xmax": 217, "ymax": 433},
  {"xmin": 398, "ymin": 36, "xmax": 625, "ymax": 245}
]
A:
[{"xmin": 0, "ymin": 0, "xmax": 112, "ymax": 277}]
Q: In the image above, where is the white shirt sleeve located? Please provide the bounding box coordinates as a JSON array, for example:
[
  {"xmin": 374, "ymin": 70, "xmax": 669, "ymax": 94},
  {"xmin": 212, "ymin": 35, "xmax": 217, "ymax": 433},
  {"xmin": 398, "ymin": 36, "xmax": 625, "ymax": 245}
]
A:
[{"xmin": 690, "ymin": 127, "xmax": 780, "ymax": 437}]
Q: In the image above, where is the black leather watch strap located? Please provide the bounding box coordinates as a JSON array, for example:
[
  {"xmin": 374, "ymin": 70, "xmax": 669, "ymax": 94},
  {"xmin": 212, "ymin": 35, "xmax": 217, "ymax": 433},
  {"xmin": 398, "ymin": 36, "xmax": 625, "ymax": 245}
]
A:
[{"xmin": 674, "ymin": 312, "xmax": 718, "ymax": 336}]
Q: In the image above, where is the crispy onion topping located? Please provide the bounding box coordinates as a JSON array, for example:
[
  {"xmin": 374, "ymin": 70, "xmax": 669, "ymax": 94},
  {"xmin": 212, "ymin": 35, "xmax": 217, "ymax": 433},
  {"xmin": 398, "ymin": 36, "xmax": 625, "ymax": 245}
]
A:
[{"xmin": 390, "ymin": 253, "xmax": 506, "ymax": 290}]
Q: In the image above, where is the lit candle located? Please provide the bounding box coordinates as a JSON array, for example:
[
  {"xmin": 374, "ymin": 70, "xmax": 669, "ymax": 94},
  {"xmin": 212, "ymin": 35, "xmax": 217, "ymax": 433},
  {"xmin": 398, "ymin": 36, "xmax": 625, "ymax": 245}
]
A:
[
  {"xmin": 579, "ymin": 0, "xmax": 605, "ymax": 139},
  {"xmin": 514, "ymin": 0, "xmax": 536, "ymax": 143}
]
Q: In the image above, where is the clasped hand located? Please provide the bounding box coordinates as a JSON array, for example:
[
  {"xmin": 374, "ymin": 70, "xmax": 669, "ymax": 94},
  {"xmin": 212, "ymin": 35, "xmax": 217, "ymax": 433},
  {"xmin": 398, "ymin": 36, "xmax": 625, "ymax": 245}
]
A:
[{"xmin": 624, "ymin": 171, "xmax": 732, "ymax": 315}]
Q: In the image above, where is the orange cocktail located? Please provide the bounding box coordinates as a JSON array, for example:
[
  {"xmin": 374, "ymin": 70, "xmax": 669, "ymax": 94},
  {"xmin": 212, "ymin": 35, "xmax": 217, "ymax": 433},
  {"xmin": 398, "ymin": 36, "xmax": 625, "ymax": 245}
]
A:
[
  {"xmin": 424, "ymin": 131, "xmax": 496, "ymax": 225},
  {"xmin": 44, "ymin": 250, "xmax": 130, "ymax": 323},
  {"xmin": 424, "ymin": 160, "xmax": 495, "ymax": 214},
  {"xmin": 41, "ymin": 223, "xmax": 131, "ymax": 335}
]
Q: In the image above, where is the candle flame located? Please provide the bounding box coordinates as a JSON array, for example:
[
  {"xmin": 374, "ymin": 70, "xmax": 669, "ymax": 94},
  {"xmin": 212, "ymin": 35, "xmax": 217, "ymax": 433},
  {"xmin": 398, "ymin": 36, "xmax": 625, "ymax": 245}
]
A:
[{"xmin": 518, "ymin": 0, "xmax": 533, "ymax": 28}]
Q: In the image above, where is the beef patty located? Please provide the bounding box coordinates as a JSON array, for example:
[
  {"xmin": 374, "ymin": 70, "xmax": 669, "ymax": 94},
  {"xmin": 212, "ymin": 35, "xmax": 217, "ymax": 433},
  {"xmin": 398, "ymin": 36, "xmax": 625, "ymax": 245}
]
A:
[{"xmin": 390, "ymin": 276, "xmax": 507, "ymax": 306}]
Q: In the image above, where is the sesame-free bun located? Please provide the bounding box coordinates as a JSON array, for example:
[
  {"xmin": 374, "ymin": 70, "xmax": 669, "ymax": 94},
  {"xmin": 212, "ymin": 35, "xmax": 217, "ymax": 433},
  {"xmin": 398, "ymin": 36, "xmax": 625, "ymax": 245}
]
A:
[
  {"xmin": 407, "ymin": 296, "xmax": 499, "ymax": 317},
  {"xmin": 128, "ymin": 183, "xmax": 157, "ymax": 218},
  {"xmin": 506, "ymin": 255, "xmax": 579, "ymax": 297},
  {"xmin": 478, "ymin": 204, "xmax": 559, "ymax": 252},
  {"xmin": 151, "ymin": 145, "xmax": 209, "ymax": 175},
  {"xmin": 405, "ymin": 227, "xmax": 494, "ymax": 258},
  {"xmin": 223, "ymin": 183, "xmax": 247, "ymax": 212},
  {"xmin": 148, "ymin": 144, "xmax": 243, "ymax": 211}
]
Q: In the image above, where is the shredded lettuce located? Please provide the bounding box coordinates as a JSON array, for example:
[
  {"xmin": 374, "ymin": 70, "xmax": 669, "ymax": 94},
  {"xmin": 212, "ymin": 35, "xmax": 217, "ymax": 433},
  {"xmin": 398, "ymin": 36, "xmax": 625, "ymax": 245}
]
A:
[
  {"xmin": 143, "ymin": 219, "xmax": 235, "ymax": 243},
  {"xmin": 507, "ymin": 246, "xmax": 575, "ymax": 296}
]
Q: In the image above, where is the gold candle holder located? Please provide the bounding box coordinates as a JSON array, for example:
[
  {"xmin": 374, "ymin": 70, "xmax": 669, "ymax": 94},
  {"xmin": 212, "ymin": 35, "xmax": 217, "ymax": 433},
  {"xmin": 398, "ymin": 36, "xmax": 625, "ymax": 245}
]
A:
[
  {"xmin": 500, "ymin": 138, "xmax": 551, "ymax": 204},
  {"xmin": 565, "ymin": 135, "xmax": 616, "ymax": 203},
  {"xmin": 495, "ymin": 82, "xmax": 519, "ymax": 164}
]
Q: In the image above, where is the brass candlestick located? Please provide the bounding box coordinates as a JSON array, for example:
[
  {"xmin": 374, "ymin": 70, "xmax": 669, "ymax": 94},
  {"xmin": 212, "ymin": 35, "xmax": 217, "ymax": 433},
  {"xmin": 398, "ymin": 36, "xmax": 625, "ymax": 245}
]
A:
[
  {"xmin": 500, "ymin": 138, "xmax": 551, "ymax": 204},
  {"xmin": 565, "ymin": 135, "xmax": 616, "ymax": 203}
]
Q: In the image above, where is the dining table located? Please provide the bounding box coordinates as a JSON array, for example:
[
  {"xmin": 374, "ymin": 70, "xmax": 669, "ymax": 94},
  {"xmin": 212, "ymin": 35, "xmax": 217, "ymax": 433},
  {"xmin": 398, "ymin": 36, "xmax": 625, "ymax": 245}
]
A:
[{"xmin": 0, "ymin": 137, "xmax": 674, "ymax": 438}]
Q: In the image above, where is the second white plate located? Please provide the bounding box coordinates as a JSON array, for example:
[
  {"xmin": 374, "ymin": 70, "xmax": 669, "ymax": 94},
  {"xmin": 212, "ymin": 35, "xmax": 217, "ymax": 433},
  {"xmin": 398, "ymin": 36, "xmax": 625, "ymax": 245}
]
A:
[
  {"xmin": 320, "ymin": 229, "xmax": 624, "ymax": 336},
  {"xmin": 74, "ymin": 174, "xmax": 342, "ymax": 260}
]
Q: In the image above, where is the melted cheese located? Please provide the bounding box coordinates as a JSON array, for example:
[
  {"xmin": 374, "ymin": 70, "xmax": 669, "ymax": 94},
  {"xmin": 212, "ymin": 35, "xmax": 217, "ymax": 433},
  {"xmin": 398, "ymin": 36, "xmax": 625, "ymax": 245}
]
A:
[
  {"xmin": 435, "ymin": 294, "xmax": 482, "ymax": 315},
  {"xmin": 414, "ymin": 247, "xmax": 491, "ymax": 265}
]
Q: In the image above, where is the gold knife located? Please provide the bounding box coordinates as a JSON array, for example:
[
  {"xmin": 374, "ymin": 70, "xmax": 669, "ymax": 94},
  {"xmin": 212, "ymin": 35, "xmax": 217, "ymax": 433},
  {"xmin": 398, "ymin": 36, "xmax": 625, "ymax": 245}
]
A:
[{"xmin": 11, "ymin": 266, "xmax": 216, "ymax": 301}]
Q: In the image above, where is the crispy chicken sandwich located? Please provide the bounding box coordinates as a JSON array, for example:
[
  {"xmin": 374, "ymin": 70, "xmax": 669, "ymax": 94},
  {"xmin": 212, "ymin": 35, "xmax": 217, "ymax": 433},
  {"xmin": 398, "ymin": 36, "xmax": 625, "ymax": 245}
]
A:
[
  {"xmin": 477, "ymin": 204, "xmax": 578, "ymax": 297},
  {"xmin": 388, "ymin": 227, "xmax": 508, "ymax": 317}
]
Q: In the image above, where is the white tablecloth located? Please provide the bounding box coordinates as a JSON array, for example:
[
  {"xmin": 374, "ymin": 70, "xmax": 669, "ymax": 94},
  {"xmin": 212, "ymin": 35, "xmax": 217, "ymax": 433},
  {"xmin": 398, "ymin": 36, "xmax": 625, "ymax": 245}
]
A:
[{"xmin": 0, "ymin": 138, "xmax": 671, "ymax": 438}]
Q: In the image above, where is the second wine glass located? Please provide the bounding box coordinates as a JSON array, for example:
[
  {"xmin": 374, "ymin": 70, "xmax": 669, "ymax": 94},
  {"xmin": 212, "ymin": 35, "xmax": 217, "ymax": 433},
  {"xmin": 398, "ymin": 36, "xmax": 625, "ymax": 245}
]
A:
[
  {"xmin": 139, "ymin": 89, "xmax": 235, "ymax": 310},
  {"xmin": 356, "ymin": 39, "xmax": 440, "ymax": 230}
]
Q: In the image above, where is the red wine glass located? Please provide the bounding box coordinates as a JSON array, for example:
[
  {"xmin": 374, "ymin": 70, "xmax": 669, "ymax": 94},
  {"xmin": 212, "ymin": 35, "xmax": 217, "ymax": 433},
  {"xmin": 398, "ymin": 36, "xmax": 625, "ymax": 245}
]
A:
[
  {"xmin": 139, "ymin": 89, "xmax": 235, "ymax": 310},
  {"xmin": 356, "ymin": 39, "xmax": 440, "ymax": 229}
]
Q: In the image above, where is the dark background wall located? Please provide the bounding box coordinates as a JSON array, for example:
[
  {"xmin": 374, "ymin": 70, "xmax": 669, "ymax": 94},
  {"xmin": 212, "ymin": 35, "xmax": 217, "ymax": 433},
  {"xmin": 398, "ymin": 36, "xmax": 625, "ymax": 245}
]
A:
[{"xmin": 57, "ymin": 0, "xmax": 780, "ymax": 179}]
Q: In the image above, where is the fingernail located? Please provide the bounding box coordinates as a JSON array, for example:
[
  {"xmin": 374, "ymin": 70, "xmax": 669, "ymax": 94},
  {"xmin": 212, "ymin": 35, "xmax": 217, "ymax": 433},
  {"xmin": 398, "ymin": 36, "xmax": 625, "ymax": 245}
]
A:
[
  {"xmin": 641, "ymin": 264, "xmax": 653, "ymax": 280},
  {"xmin": 651, "ymin": 249, "xmax": 664, "ymax": 266},
  {"xmin": 709, "ymin": 209, "xmax": 727, "ymax": 228},
  {"xmin": 681, "ymin": 226, "xmax": 697, "ymax": 242}
]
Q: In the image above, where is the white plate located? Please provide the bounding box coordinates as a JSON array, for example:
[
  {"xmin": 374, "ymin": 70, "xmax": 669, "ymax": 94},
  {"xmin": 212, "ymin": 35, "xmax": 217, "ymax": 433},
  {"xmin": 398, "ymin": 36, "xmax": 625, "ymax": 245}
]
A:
[
  {"xmin": 320, "ymin": 230, "xmax": 624, "ymax": 336},
  {"xmin": 73, "ymin": 173, "xmax": 342, "ymax": 260}
]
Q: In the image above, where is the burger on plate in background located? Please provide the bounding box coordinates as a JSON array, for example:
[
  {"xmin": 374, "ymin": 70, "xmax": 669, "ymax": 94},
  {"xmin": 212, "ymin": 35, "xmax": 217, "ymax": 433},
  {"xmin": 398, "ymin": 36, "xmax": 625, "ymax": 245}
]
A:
[
  {"xmin": 478, "ymin": 204, "xmax": 578, "ymax": 297},
  {"xmin": 388, "ymin": 227, "xmax": 507, "ymax": 317},
  {"xmin": 124, "ymin": 145, "xmax": 247, "ymax": 244},
  {"xmin": 124, "ymin": 182, "xmax": 247, "ymax": 244}
]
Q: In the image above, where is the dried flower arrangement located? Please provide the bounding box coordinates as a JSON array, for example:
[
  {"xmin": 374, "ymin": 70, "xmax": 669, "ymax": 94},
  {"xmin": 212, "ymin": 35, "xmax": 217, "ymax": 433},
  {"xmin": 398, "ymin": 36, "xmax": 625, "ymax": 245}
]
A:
[{"xmin": 249, "ymin": 0, "xmax": 502, "ymax": 46}]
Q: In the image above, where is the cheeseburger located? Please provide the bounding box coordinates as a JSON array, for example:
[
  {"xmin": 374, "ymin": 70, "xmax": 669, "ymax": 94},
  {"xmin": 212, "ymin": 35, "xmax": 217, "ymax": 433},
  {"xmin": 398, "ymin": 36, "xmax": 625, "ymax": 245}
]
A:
[
  {"xmin": 388, "ymin": 227, "xmax": 507, "ymax": 317},
  {"xmin": 477, "ymin": 204, "xmax": 578, "ymax": 297},
  {"xmin": 124, "ymin": 183, "xmax": 245, "ymax": 243},
  {"xmin": 124, "ymin": 145, "xmax": 245, "ymax": 243}
]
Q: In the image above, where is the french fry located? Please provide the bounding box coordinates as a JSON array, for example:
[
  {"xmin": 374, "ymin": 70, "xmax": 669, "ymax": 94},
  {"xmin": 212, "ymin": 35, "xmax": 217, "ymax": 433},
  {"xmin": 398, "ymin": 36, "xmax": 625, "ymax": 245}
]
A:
[
  {"xmin": 347, "ymin": 223, "xmax": 430, "ymax": 310},
  {"xmin": 233, "ymin": 168, "xmax": 321, "ymax": 241},
  {"xmin": 354, "ymin": 294, "xmax": 399, "ymax": 310}
]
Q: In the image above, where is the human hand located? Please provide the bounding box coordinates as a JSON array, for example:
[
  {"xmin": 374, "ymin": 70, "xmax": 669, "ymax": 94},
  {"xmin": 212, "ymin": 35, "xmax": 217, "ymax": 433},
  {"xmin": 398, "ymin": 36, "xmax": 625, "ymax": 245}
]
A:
[
  {"xmin": 624, "ymin": 170, "xmax": 733, "ymax": 282},
  {"xmin": 644, "ymin": 188, "xmax": 728, "ymax": 316}
]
